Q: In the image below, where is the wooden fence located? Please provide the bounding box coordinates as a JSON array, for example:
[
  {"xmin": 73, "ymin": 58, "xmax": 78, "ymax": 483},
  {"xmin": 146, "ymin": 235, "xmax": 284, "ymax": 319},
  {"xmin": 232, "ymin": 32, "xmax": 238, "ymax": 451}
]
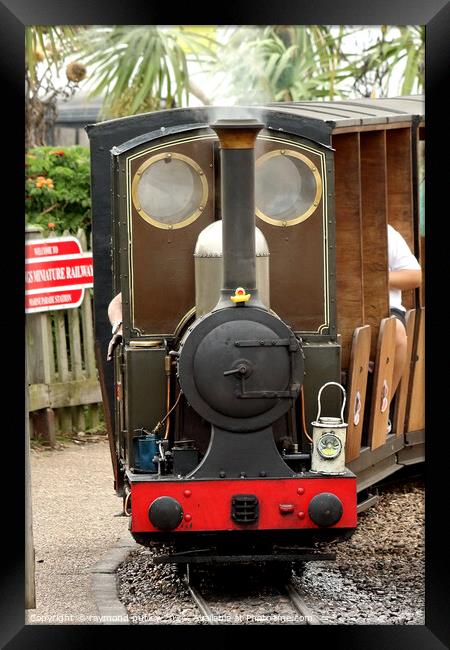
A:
[{"xmin": 26, "ymin": 226, "xmax": 103, "ymax": 444}]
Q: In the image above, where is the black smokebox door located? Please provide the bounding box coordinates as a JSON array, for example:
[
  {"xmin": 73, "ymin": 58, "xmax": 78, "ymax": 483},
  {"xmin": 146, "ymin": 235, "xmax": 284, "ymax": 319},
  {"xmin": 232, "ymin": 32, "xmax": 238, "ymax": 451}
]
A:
[{"xmin": 193, "ymin": 319, "xmax": 289, "ymax": 418}]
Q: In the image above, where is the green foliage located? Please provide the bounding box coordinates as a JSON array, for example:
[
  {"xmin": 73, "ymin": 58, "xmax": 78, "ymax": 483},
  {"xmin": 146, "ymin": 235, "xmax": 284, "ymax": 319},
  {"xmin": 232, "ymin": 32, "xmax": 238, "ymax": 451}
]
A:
[
  {"xmin": 25, "ymin": 27, "xmax": 86, "ymax": 148},
  {"xmin": 75, "ymin": 26, "xmax": 217, "ymax": 118},
  {"xmin": 339, "ymin": 26, "xmax": 424, "ymax": 98},
  {"xmin": 25, "ymin": 26, "xmax": 81, "ymax": 82},
  {"xmin": 206, "ymin": 26, "xmax": 351, "ymax": 103},
  {"xmin": 207, "ymin": 26, "xmax": 424, "ymax": 103},
  {"xmin": 25, "ymin": 146, "xmax": 91, "ymax": 236},
  {"xmin": 66, "ymin": 25, "xmax": 423, "ymax": 123}
]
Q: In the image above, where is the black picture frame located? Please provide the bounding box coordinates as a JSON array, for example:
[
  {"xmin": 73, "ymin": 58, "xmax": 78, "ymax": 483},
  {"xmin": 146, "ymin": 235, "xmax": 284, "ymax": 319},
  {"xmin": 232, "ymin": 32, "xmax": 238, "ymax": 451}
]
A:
[{"xmin": 4, "ymin": 1, "xmax": 449, "ymax": 647}]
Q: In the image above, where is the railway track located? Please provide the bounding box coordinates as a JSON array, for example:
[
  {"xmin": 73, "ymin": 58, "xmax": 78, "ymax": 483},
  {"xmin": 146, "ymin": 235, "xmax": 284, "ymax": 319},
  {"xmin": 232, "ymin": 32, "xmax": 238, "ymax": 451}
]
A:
[{"xmin": 183, "ymin": 564, "xmax": 323, "ymax": 625}]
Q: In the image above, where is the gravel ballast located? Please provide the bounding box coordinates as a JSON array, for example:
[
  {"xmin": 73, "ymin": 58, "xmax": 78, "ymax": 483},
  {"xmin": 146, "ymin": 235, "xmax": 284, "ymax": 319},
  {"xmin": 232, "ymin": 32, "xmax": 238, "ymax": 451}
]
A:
[
  {"xmin": 294, "ymin": 479, "xmax": 424, "ymax": 624},
  {"xmin": 117, "ymin": 478, "xmax": 424, "ymax": 625}
]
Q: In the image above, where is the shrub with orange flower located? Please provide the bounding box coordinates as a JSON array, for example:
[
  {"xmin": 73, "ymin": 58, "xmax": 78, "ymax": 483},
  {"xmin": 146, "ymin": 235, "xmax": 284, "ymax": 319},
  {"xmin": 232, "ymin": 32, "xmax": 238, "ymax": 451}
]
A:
[{"xmin": 25, "ymin": 145, "xmax": 91, "ymax": 236}]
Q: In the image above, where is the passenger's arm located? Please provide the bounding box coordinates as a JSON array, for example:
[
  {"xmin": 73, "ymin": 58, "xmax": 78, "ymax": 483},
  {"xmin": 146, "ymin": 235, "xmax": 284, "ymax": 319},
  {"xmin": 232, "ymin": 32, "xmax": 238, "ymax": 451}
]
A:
[{"xmin": 389, "ymin": 269, "xmax": 422, "ymax": 291}]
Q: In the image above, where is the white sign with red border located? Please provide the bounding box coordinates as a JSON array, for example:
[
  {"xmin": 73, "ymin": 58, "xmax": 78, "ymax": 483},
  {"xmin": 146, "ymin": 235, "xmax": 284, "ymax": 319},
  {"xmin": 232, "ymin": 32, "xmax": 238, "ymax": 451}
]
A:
[{"xmin": 25, "ymin": 236, "xmax": 94, "ymax": 313}]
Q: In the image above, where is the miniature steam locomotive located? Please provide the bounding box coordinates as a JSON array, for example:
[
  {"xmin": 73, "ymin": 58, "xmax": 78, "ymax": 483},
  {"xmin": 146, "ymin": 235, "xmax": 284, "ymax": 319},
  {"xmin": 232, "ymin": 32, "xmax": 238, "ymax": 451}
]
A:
[{"xmin": 87, "ymin": 96, "xmax": 424, "ymax": 564}]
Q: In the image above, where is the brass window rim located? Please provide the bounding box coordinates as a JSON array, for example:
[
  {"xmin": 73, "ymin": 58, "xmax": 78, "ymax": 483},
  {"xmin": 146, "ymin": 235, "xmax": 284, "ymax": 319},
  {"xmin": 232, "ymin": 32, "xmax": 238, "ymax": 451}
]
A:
[
  {"xmin": 255, "ymin": 149, "xmax": 322, "ymax": 227},
  {"xmin": 131, "ymin": 151, "xmax": 209, "ymax": 230}
]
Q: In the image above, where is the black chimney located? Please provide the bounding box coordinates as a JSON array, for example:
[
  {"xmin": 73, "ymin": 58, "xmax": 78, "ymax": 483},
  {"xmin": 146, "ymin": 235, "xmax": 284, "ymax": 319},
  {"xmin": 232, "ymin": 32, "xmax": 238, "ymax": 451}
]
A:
[{"xmin": 210, "ymin": 119, "xmax": 265, "ymax": 310}]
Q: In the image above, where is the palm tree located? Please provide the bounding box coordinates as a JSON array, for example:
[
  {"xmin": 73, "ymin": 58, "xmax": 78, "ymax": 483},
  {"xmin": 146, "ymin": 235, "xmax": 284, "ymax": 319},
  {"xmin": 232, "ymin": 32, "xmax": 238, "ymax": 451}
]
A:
[
  {"xmin": 75, "ymin": 26, "xmax": 217, "ymax": 118},
  {"xmin": 32, "ymin": 25, "xmax": 423, "ymax": 131},
  {"xmin": 206, "ymin": 26, "xmax": 424, "ymax": 104},
  {"xmin": 341, "ymin": 26, "xmax": 424, "ymax": 97},
  {"xmin": 25, "ymin": 26, "xmax": 85, "ymax": 148},
  {"xmin": 204, "ymin": 26, "xmax": 351, "ymax": 104}
]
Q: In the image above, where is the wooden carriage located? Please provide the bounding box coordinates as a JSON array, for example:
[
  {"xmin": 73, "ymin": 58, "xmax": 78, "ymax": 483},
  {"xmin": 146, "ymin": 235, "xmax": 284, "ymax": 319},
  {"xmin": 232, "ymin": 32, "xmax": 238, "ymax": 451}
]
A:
[{"xmin": 329, "ymin": 96, "xmax": 425, "ymax": 493}]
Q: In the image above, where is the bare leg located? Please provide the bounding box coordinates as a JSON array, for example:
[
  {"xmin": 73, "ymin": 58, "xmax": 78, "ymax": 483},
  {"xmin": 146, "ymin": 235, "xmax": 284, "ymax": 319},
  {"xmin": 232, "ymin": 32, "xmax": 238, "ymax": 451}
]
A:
[{"xmin": 391, "ymin": 319, "xmax": 408, "ymax": 399}]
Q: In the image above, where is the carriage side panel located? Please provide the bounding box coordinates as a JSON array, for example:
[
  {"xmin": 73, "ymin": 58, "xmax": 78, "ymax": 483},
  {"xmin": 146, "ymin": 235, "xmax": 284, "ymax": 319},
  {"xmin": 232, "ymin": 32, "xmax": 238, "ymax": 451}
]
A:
[
  {"xmin": 386, "ymin": 127, "xmax": 415, "ymax": 311},
  {"xmin": 333, "ymin": 132, "xmax": 364, "ymax": 369},
  {"xmin": 360, "ymin": 130, "xmax": 389, "ymax": 359}
]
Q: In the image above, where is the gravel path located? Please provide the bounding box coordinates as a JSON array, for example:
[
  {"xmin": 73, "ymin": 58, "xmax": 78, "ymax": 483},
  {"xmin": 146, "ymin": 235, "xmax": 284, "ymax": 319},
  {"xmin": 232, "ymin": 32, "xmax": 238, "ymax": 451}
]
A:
[
  {"xmin": 117, "ymin": 478, "xmax": 424, "ymax": 625},
  {"xmin": 26, "ymin": 438, "xmax": 130, "ymax": 625}
]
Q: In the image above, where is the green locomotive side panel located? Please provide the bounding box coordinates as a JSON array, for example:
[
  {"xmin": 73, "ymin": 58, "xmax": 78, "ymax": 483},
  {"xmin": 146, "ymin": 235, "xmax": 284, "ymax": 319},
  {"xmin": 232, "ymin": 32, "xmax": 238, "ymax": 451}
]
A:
[
  {"xmin": 124, "ymin": 346, "xmax": 166, "ymax": 468},
  {"xmin": 301, "ymin": 340, "xmax": 341, "ymax": 442}
]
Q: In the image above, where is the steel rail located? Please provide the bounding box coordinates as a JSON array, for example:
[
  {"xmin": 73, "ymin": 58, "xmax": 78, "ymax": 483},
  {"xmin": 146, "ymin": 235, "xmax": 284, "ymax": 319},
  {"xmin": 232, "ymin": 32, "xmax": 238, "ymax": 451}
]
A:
[
  {"xmin": 285, "ymin": 582, "xmax": 322, "ymax": 625},
  {"xmin": 184, "ymin": 562, "xmax": 323, "ymax": 626},
  {"xmin": 184, "ymin": 566, "xmax": 216, "ymax": 625}
]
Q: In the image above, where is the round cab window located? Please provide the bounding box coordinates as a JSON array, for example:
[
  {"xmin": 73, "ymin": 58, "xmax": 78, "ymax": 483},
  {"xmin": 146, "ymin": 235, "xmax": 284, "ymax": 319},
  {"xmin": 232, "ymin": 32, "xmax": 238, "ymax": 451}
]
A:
[
  {"xmin": 255, "ymin": 150, "xmax": 322, "ymax": 226},
  {"xmin": 132, "ymin": 153, "xmax": 208, "ymax": 229}
]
